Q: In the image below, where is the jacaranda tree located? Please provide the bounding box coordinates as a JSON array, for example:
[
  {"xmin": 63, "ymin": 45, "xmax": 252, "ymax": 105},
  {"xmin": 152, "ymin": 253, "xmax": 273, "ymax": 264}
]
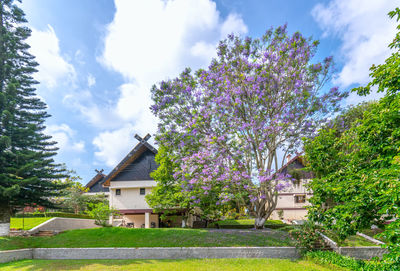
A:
[{"xmin": 151, "ymin": 25, "xmax": 346, "ymax": 228}]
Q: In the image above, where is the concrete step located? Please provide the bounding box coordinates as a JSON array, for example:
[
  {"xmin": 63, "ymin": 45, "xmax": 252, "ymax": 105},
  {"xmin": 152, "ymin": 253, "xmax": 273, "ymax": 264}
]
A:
[{"xmin": 34, "ymin": 230, "xmax": 56, "ymax": 237}]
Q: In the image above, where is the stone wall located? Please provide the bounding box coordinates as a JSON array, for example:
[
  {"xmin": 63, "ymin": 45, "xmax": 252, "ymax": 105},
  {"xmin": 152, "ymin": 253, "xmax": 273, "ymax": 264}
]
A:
[
  {"xmin": 0, "ymin": 222, "xmax": 10, "ymax": 236},
  {"xmin": 0, "ymin": 247, "xmax": 299, "ymax": 263},
  {"xmin": 338, "ymin": 247, "xmax": 388, "ymax": 260},
  {"xmin": 0, "ymin": 249, "xmax": 32, "ymax": 263}
]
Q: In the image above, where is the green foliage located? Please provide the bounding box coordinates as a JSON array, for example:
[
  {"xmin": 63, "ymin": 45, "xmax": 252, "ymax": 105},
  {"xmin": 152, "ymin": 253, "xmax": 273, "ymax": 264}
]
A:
[
  {"xmin": 306, "ymin": 251, "xmax": 393, "ymax": 271},
  {"xmin": 85, "ymin": 203, "xmax": 118, "ymax": 227},
  {"xmin": 54, "ymin": 174, "xmax": 108, "ymax": 214},
  {"xmin": 146, "ymin": 145, "xmax": 188, "ymax": 217},
  {"xmin": 0, "ymin": 0, "xmax": 67, "ymax": 224},
  {"xmin": 13, "ymin": 212, "xmax": 92, "ymax": 219},
  {"xmin": 147, "ymin": 145, "xmax": 227, "ymax": 222},
  {"xmin": 304, "ymin": 8, "xmax": 400, "ymax": 266},
  {"xmin": 289, "ymin": 221, "xmax": 327, "ymax": 254},
  {"xmin": 209, "ymin": 219, "xmax": 285, "ymax": 229}
]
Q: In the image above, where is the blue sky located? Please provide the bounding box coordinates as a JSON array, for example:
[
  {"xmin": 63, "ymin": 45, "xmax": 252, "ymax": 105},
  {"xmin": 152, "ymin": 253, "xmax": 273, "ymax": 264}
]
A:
[{"xmin": 20, "ymin": 0, "xmax": 399, "ymax": 183}]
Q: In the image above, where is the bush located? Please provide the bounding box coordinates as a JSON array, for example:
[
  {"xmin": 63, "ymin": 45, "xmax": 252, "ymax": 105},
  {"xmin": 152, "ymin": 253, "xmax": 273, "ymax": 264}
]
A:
[
  {"xmin": 14, "ymin": 212, "xmax": 92, "ymax": 219},
  {"xmin": 85, "ymin": 203, "xmax": 119, "ymax": 227},
  {"xmin": 306, "ymin": 251, "xmax": 394, "ymax": 271},
  {"xmin": 208, "ymin": 219, "xmax": 286, "ymax": 229},
  {"xmin": 289, "ymin": 221, "xmax": 328, "ymax": 254}
]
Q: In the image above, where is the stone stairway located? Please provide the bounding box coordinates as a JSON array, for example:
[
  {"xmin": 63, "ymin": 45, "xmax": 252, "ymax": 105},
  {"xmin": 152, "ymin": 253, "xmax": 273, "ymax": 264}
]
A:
[
  {"xmin": 313, "ymin": 238, "xmax": 333, "ymax": 251},
  {"xmin": 34, "ymin": 230, "xmax": 56, "ymax": 237}
]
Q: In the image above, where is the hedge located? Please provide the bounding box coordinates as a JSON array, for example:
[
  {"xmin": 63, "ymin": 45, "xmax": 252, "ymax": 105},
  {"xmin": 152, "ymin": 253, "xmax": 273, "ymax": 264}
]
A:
[
  {"xmin": 14, "ymin": 212, "xmax": 92, "ymax": 219},
  {"xmin": 209, "ymin": 219, "xmax": 287, "ymax": 229}
]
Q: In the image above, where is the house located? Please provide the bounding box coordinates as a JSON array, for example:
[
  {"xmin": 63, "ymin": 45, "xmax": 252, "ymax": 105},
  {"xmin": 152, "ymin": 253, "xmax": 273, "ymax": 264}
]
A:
[
  {"xmin": 102, "ymin": 134, "xmax": 160, "ymax": 228},
  {"xmin": 269, "ymin": 155, "xmax": 313, "ymax": 221},
  {"xmin": 86, "ymin": 133, "xmax": 313, "ymax": 227},
  {"xmin": 85, "ymin": 169, "xmax": 109, "ymax": 197}
]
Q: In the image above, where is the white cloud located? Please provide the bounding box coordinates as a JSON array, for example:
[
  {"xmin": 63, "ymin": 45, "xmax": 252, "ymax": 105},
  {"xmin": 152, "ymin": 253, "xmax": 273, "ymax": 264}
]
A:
[
  {"xmin": 63, "ymin": 90, "xmax": 122, "ymax": 130},
  {"xmin": 220, "ymin": 13, "xmax": 248, "ymax": 39},
  {"xmin": 92, "ymin": 125, "xmax": 136, "ymax": 167},
  {"xmin": 312, "ymin": 0, "xmax": 399, "ymax": 92},
  {"xmin": 28, "ymin": 25, "xmax": 76, "ymax": 89},
  {"xmin": 87, "ymin": 74, "xmax": 96, "ymax": 88},
  {"xmin": 45, "ymin": 124, "xmax": 85, "ymax": 153},
  {"xmin": 93, "ymin": 0, "xmax": 248, "ymax": 165}
]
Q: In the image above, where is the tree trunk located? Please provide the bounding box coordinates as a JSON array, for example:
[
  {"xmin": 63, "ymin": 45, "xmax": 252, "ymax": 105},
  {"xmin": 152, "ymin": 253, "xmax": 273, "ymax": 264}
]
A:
[
  {"xmin": 0, "ymin": 204, "xmax": 11, "ymax": 236},
  {"xmin": 254, "ymin": 217, "xmax": 266, "ymax": 229}
]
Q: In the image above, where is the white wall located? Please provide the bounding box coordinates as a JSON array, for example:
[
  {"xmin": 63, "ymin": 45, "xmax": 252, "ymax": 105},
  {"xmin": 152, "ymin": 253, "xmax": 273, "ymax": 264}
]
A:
[
  {"xmin": 271, "ymin": 178, "xmax": 312, "ymax": 220},
  {"xmin": 109, "ymin": 180, "xmax": 155, "ymax": 211},
  {"xmin": 110, "ymin": 187, "xmax": 153, "ymax": 210}
]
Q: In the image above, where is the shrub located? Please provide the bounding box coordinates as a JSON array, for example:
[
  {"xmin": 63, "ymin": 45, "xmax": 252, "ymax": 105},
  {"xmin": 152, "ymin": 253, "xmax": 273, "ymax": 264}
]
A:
[
  {"xmin": 14, "ymin": 212, "xmax": 92, "ymax": 219},
  {"xmin": 306, "ymin": 251, "xmax": 394, "ymax": 271},
  {"xmin": 289, "ymin": 221, "xmax": 328, "ymax": 254},
  {"xmin": 85, "ymin": 203, "xmax": 119, "ymax": 227}
]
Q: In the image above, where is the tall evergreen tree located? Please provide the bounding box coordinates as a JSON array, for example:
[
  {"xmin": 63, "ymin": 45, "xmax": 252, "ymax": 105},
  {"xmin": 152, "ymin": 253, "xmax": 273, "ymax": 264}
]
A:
[{"xmin": 0, "ymin": 0, "xmax": 67, "ymax": 235}]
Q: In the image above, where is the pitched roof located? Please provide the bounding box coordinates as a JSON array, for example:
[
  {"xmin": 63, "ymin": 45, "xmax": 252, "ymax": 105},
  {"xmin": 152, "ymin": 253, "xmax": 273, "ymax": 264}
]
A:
[
  {"xmin": 103, "ymin": 133, "xmax": 157, "ymax": 187},
  {"xmin": 277, "ymin": 154, "xmax": 304, "ymax": 173},
  {"xmin": 85, "ymin": 169, "xmax": 106, "ymax": 188}
]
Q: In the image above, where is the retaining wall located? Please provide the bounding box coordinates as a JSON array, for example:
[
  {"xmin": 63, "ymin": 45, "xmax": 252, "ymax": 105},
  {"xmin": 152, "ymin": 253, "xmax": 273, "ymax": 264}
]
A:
[
  {"xmin": 0, "ymin": 245, "xmax": 390, "ymax": 264},
  {"xmin": 0, "ymin": 247, "xmax": 299, "ymax": 263},
  {"xmin": 28, "ymin": 217, "xmax": 100, "ymax": 234},
  {"xmin": 0, "ymin": 249, "xmax": 32, "ymax": 263},
  {"xmin": 33, "ymin": 247, "xmax": 299, "ymax": 260},
  {"xmin": 0, "ymin": 223, "xmax": 10, "ymax": 236},
  {"xmin": 338, "ymin": 247, "xmax": 388, "ymax": 260},
  {"xmin": 319, "ymin": 231, "xmax": 388, "ymax": 260}
]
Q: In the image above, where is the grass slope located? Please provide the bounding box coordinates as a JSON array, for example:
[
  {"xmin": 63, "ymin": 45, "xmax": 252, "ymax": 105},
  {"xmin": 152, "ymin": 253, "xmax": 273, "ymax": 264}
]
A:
[
  {"xmin": 10, "ymin": 217, "xmax": 52, "ymax": 230},
  {"xmin": 324, "ymin": 231, "xmax": 378, "ymax": 247},
  {"xmin": 0, "ymin": 259, "xmax": 348, "ymax": 271},
  {"xmin": 0, "ymin": 227, "xmax": 293, "ymax": 250}
]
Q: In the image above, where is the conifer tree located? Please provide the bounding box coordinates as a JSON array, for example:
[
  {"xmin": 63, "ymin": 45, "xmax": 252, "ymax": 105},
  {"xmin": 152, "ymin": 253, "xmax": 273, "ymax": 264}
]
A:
[{"xmin": 0, "ymin": 0, "xmax": 66, "ymax": 235}]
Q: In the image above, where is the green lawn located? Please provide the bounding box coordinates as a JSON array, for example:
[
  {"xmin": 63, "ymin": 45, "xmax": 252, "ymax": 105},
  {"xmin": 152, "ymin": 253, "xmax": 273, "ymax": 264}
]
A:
[
  {"xmin": 325, "ymin": 231, "xmax": 378, "ymax": 247},
  {"xmin": 0, "ymin": 227, "xmax": 293, "ymax": 250},
  {"xmin": 0, "ymin": 259, "xmax": 348, "ymax": 271},
  {"xmin": 361, "ymin": 228, "xmax": 386, "ymax": 242},
  {"xmin": 10, "ymin": 217, "xmax": 53, "ymax": 230}
]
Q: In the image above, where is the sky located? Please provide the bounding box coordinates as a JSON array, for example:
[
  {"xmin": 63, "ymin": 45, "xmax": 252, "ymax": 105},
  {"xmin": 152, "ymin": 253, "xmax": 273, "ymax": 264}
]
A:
[{"xmin": 19, "ymin": 0, "xmax": 399, "ymax": 183}]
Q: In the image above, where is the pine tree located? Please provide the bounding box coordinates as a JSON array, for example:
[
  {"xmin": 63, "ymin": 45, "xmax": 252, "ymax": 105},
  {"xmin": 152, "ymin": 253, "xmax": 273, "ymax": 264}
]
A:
[{"xmin": 0, "ymin": 0, "xmax": 67, "ymax": 235}]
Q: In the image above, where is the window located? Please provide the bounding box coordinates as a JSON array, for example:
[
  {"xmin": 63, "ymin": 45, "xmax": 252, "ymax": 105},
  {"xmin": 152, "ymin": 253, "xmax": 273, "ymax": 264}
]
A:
[
  {"xmin": 294, "ymin": 195, "xmax": 306, "ymax": 203},
  {"xmin": 293, "ymin": 179, "xmax": 301, "ymax": 187},
  {"xmin": 140, "ymin": 188, "xmax": 145, "ymax": 195},
  {"xmin": 115, "ymin": 189, "xmax": 121, "ymax": 196}
]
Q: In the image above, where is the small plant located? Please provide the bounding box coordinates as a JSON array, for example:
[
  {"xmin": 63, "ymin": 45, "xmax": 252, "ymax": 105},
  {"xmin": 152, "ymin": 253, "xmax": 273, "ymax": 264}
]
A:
[
  {"xmin": 289, "ymin": 221, "xmax": 327, "ymax": 254},
  {"xmin": 85, "ymin": 203, "xmax": 119, "ymax": 227},
  {"xmin": 306, "ymin": 251, "xmax": 394, "ymax": 271},
  {"xmin": 277, "ymin": 210, "xmax": 284, "ymax": 220}
]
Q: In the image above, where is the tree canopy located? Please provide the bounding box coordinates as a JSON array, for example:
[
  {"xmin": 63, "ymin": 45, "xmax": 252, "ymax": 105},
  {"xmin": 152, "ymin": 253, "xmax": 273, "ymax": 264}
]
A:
[
  {"xmin": 0, "ymin": 0, "xmax": 66, "ymax": 235},
  {"xmin": 151, "ymin": 25, "xmax": 346, "ymax": 228},
  {"xmin": 304, "ymin": 8, "xmax": 400, "ymax": 266}
]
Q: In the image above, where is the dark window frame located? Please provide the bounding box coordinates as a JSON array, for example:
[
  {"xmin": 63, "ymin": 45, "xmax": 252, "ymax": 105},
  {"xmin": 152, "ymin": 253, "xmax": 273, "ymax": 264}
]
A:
[
  {"xmin": 115, "ymin": 189, "xmax": 121, "ymax": 196},
  {"xmin": 294, "ymin": 195, "xmax": 306, "ymax": 203},
  {"xmin": 140, "ymin": 188, "xmax": 145, "ymax": 195}
]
